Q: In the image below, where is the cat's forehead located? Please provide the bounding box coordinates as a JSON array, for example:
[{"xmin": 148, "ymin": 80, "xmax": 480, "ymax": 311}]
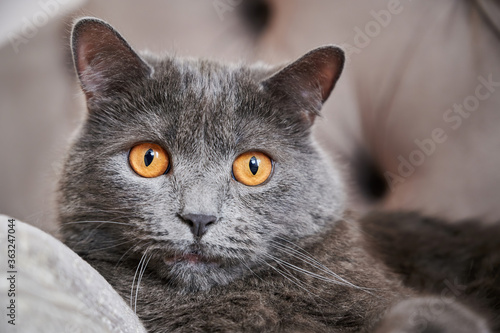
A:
[
  {"xmin": 140, "ymin": 57, "xmax": 278, "ymax": 158},
  {"xmin": 151, "ymin": 57, "xmax": 260, "ymax": 107}
]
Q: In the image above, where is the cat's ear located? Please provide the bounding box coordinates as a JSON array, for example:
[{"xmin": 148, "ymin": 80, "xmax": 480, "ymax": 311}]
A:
[
  {"xmin": 262, "ymin": 46, "xmax": 344, "ymax": 125},
  {"xmin": 71, "ymin": 17, "xmax": 153, "ymax": 100}
]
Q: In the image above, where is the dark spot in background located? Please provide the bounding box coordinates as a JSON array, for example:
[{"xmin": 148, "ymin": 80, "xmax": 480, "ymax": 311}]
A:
[
  {"xmin": 238, "ymin": 0, "xmax": 272, "ymax": 37},
  {"xmin": 353, "ymin": 149, "xmax": 388, "ymax": 202}
]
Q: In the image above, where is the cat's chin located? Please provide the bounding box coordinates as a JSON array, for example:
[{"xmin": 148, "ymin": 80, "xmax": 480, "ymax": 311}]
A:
[
  {"xmin": 163, "ymin": 253, "xmax": 220, "ymax": 269},
  {"xmin": 157, "ymin": 252, "xmax": 249, "ymax": 293}
]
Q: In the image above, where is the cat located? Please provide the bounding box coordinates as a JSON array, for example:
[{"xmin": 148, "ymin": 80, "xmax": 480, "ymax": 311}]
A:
[{"xmin": 57, "ymin": 17, "xmax": 497, "ymax": 332}]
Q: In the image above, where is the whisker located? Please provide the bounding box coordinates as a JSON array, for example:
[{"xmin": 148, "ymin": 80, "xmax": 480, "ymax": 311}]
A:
[
  {"xmin": 56, "ymin": 220, "xmax": 135, "ymax": 236},
  {"xmin": 131, "ymin": 249, "xmax": 149, "ymax": 309},
  {"xmin": 60, "ymin": 207, "xmax": 135, "ymax": 215},
  {"xmin": 238, "ymin": 258, "xmax": 264, "ymax": 283},
  {"xmin": 264, "ymin": 253, "xmax": 350, "ymax": 286},
  {"xmin": 270, "ymin": 242, "xmax": 352, "ymax": 284},
  {"xmin": 115, "ymin": 241, "xmax": 145, "ymax": 269},
  {"xmin": 87, "ymin": 239, "xmax": 136, "ymax": 253},
  {"xmin": 135, "ymin": 252, "xmax": 153, "ymax": 314},
  {"xmin": 273, "ymin": 237, "xmax": 370, "ymax": 290},
  {"xmin": 270, "ymin": 240, "xmax": 339, "ymax": 276},
  {"xmin": 270, "ymin": 237, "xmax": 374, "ymax": 293},
  {"xmin": 62, "ymin": 220, "xmax": 134, "ymax": 226},
  {"xmin": 259, "ymin": 259, "xmax": 328, "ymax": 302}
]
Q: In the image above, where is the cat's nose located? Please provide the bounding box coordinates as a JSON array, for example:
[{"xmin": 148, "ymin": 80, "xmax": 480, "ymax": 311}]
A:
[{"xmin": 181, "ymin": 214, "xmax": 217, "ymax": 238}]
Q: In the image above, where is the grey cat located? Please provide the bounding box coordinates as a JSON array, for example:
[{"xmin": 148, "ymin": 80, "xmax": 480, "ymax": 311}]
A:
[{"xmin": 58, "ymin": 18, "xmax": 496, "ymax": 332}]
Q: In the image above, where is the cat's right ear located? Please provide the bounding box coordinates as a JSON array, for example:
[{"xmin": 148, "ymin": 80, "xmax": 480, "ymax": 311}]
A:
[
  {"xmin": 71, "ymin": 17, "xmax": 153, "ymax": 100},
  {"xmin": 261, "ymin": 46, "xmax": 344, "ymax": 126}
]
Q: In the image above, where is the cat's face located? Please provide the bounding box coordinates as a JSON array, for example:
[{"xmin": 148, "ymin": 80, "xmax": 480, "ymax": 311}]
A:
[{"xmin": 58, "ymin": 18, "xmax": 345, "ymax": 292}]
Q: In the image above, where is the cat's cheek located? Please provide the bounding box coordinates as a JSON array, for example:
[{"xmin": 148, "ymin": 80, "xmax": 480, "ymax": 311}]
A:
[
  {"xmin": 227, "ymin": 192, "xmax": 279, "ymax": 236},
  {"xmin": 203, "ymin": 218, "xmax": 263, "ymax": 253}
]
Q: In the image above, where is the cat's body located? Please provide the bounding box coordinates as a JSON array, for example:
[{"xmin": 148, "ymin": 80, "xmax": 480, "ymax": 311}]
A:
[
  {"xmin": 58, "ymin": 18, "xmax": 498, "ymax": 332},
  {"xmin": 73, "ymin": 212, "xmax": 500, "ymax": 333},
  {"xmin": 86, "ymin": 218, "xmax": 407, "ymax": 333},
  {"xmin": 362, "ymin": 212, "xmax": 500, "ymax": 331}
]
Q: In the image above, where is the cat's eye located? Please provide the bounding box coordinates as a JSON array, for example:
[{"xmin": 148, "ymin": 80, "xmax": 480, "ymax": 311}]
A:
[
  {"xmin": 129, "ymin": 143, "xmax": 170, "ymax": 178},
  {"xmin": 232, "ymin": 151, "xmax": 273, "ymax": 186}
]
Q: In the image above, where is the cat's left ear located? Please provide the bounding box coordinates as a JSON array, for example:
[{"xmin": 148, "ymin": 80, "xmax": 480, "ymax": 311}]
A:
[
  {"xmin": 71, "ymin": 17, "xmax": 153, "ymax": 100},
  {"xmin": 262, "ymin": 46, "xmax": 344, "ymax": 125}
]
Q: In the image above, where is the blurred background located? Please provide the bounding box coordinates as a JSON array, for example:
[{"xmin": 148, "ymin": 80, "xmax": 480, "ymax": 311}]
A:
[{"xmin": 1, "ymin": 0, "xmax": 499, "ymax": 234}]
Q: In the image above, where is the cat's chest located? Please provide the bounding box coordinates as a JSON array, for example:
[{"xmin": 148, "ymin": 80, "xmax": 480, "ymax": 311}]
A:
[
  {"xmin": 131, "ymin": 273, "xmax": 376, "ymax": 333},
  {"xmin": 90, "ymin": 247, "xmax": 404, "ymax": 333}
]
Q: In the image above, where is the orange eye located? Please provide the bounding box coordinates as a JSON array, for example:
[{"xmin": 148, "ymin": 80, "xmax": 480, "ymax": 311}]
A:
[
  {"xmin": 129, "ymin": 143, "xmax": 170, "ymax": 178},
  {"xmin": 232, "ymin": 151, "xmax": 273, "ymax": 186}
]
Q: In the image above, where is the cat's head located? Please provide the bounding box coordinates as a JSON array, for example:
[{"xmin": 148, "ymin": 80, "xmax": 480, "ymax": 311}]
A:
[{"xmin": 58, "ymin": 17, "xmax": 345, "ymax": 292}]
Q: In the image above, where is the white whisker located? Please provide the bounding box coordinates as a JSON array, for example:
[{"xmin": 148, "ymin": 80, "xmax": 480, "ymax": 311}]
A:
[
  {"xmin": 135, "ymin": 252, "xmax": 153, "ymax": 314},
  {"xmin": 131, "ymin": 250, "xmax": 149, "ymax": 309},
  {"xmin": 63, "ymin": 220, "xmax": 134, "ymax": 226},
  {"xmin": 270, "ymin": 240, "xmax": 339, "ymax": 277},
  {"xmin": 259, "ymin": 259, "xmax": 328, "ymax": 303},
  {"xmin": 116, "ymin": 241, "xmax": 145, "ymax": 269},
  {"xmin": 264, "ymin": 253, "xmax": 350, "ymax": 286},
  {"xmin": 238, "ymin": 258, "xmax": 264, "ymax": 283},
  {"xmin": 87, "ymin": 239, "xmax": 136, "ymax": 253},
  {"xmin": 271, "ymin": 237, "xmax": 374, "ymax": 293}
]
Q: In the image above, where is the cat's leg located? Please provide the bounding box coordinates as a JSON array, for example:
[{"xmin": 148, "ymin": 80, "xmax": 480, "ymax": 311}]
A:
[{"xmin": 374, "ymin": 297, "xmax": 491, "ymax": 333}]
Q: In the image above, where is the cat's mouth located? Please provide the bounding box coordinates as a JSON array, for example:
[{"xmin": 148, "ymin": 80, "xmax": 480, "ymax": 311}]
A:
[
  {"xmin": 157, "ymin": 244, "xmax": 252, "ymax": 291},
  {"xmin": 163, "ymin": 248, "xmax": 220, "ymax": 267},
  {"xmin": 174, "ymin": 253, "xmax": 203, "ymax": 263},
  {"xmin": 165, "ymin": 253, "xmax": 207, "ymax": 264}
]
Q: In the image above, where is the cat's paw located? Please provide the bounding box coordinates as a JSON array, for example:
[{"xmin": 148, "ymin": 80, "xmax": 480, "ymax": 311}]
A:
[{"xmin": 374, "ymin": 297, "xmax": 490, "ymax": 333}]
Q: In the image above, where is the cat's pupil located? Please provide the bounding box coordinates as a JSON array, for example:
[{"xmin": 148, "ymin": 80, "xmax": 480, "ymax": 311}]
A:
[
  {"xmin": 249, "ymin": 156, "xmax": 259, "ymax": 175},
  {"xmin": 144, "ymin": 149, "xmax": 155, "ymax": 167}
]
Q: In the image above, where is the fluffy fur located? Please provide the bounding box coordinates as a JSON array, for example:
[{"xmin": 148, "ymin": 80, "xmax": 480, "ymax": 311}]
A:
[{"xmin": 58, "ymin": 18, "xmax": 496, "ymax": 332}]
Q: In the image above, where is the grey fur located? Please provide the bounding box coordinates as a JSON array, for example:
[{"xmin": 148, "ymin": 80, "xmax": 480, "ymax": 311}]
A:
[{"xmin": 57, "ymin": 18, "xmax": 492, "ymax": 332}]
